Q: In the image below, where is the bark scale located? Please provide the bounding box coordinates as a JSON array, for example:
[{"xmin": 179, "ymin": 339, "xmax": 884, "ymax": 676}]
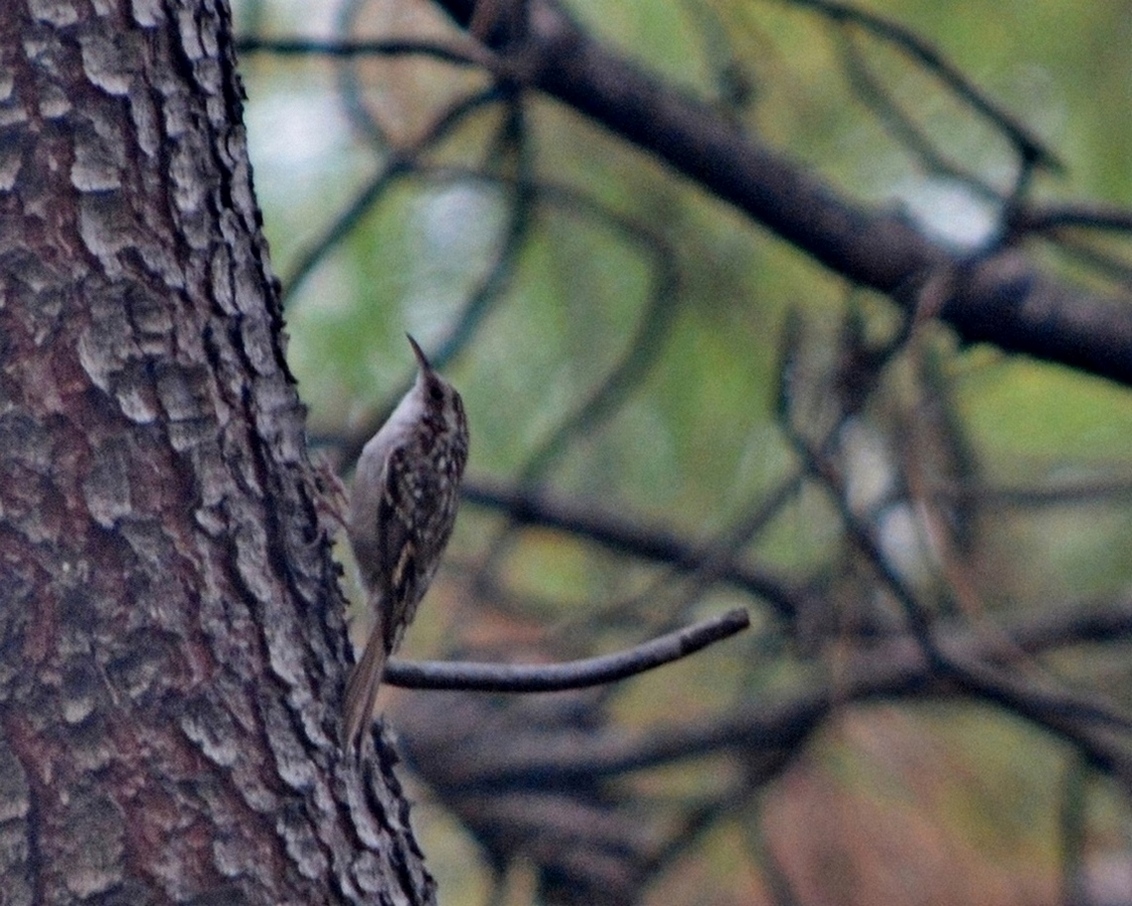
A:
[{"xmin": 0, "ymin": 2, "xmax": 433, "ymax": 902}]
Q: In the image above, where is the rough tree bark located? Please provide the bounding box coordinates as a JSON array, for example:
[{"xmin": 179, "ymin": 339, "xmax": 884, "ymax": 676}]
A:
[{"xmin": 0, "ymin": 2, "xmax": 431, "ymax": 903}]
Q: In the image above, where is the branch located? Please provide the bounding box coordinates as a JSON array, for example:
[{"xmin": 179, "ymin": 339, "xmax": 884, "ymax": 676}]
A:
[
  {"xmin": 836, "ymin": 29, "xmax": 1001, "ymax": 202},
  {"xmin": 460, "ymin": 475, "xmax": 806, "ymax": 619},
  {"xmin": 1013, "ymin": 202, "xmax": 1132, "ymax": 236},
  {"xmin": 383, "ymin": 608, "xmax": 750, "ymax": 690},
  {"xmin": 282, "ymin": 87, "xmax": 503, "ymax": 296},
  {"xmin": 445, "ymin": 596, "xmax": 1132, "ymax": 788},
  {"xmin": 786, "ymin": 0, "xmax": 1061, "ymax": 172},
  {"xmin": 425, "ymin": 0, "xmax": 1132, "ymax": 386},
  {"xmin": 235, "ymin": 36, "xmax": 489, "ymax": 68}
]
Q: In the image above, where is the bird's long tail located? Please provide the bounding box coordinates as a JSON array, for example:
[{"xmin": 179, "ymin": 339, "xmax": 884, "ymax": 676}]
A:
[{"xmin": 342, "ymin": 609, "xmax": 387, "ymax": 751}]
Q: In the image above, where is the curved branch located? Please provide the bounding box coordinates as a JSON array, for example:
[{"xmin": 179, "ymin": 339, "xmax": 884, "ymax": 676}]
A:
[
  {"xmin": 786, "ymin": 0, "xmax": 1061, "ymax": 171},
  {"xmin": 450, "ymin": 596, "xmax": 1132, "ymax": 787},
  {"xmin": 281, "ymin": 86, "xmax": 504, "ymax": 297},
  {"xmin": 383, "ymin": 608, "xmax": 750, "ymax": 690}
]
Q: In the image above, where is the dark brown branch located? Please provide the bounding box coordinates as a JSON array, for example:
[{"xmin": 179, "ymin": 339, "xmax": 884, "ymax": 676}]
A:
[
  {"xmin": 778, "ymin": 345, "xmax": 1132, "ymax": 742},
  {"xmin": 934, "ymin": 476, "xmax": 1132, "ymax": 509},
  {"xmin": 942, "ymin": 644, "xmax": 1132, "ymax": 735},
  {"xmin": 382, "ymin": 608, "xmax": 750, "ymax": 690},
  {"xmin": 235, "ymin": 36, "xmax": 488, "ymax": 68},
  {"xmin": 1014, "ymin": 203, "xmax": 1132, "ymax": 236},
  {"xmin": 460, "ymin": 476, "xmax": 806, "ymax": 619},
  {"xmin": 452, "ymin": 596, "xmax": 1132, "ymax": 788},
  {"xmin": 426, "ymin": 0, "xmax": 1132, "ymax": 387}
]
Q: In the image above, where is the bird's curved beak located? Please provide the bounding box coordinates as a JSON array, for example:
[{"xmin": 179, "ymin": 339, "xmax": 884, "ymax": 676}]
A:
[{"xmin": 406, "ymin": 334, "xmax": 432, "ymax": 373}]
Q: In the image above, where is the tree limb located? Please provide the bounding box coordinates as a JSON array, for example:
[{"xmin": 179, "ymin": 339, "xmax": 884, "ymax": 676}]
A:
[
  {"xmin": 426, "ymin": 0, "xmax": 1132, "ymax": 386},
  {"xmin": 383, "ymin": 608, "xmax": 750, "ymax": 690}
]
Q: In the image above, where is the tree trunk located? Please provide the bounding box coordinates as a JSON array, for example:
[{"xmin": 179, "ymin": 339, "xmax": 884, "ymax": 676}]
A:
[{"xmin": 0, "ymin": 2, "xmax": 432, "ymax": 902}]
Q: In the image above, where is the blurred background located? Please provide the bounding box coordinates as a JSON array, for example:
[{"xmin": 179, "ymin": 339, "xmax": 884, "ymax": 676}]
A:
[{"xmin": 234, "ymin": 1, "xmax": 1132, "ymax": 903}]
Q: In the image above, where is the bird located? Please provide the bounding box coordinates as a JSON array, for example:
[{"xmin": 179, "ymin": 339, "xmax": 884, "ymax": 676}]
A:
[{"xmin": 342, "ymin": 335, "xmax": 469, "ymax": 750}]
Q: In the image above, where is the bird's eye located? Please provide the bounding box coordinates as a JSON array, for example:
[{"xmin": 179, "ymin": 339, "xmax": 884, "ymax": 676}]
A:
[{"xmin": 429, "ymin": 384, "xmax": 445, "ymax": 402}]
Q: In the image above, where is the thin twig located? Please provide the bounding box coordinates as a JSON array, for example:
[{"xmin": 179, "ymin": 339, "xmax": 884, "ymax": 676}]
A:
[
  {"xmin": 1015, "ymin": 203, "xmax": 1132, "ymax": 236},
  {"xmin": 383, "ymin": 608, "xmax": 750, "ymax": 690},
  {"xmin": 780, "ymin": 0, "xmax": 1062, "ymax": 172},
  {"xmin": 836, "ymin": 29, "xmax": 1001, "ymax": 204},
  {"xmin": 1058, "ymin": 756, "xmax": 1090, "ymax": 906},
  {"xmin": 282, "ymin": 87, "xmax": 504, "ymax": 297},
  {"xmin": 932, "ymin": 476, "xmax": 1132, "ymax": 509},
  {"xmin": 235, "ymin": 36, "xmax": 491, "ymax": 69},
  {"xmin": 460, "ymin": 476, "xmax": 806, "ymax": 619}
]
